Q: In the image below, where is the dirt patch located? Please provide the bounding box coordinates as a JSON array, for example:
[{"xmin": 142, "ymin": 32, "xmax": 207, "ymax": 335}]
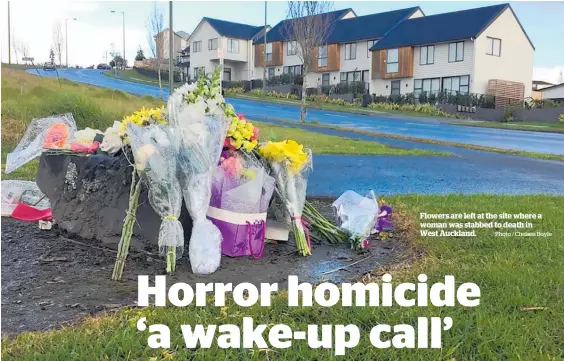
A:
[{"xmin": 1, "ymin": 198, "xmax": 409, "ymax": 336}]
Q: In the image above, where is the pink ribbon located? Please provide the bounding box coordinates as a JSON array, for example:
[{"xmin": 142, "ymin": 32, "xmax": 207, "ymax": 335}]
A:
[{"xmin": 291, "ymin": 216, "xmax": 311, "ymax": 252}]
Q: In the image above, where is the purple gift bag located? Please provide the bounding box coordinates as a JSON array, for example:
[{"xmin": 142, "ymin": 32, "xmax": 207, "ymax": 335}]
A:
[{"xmin": 207, "ymin": 206, "xmax": 267, "ymax": 259}]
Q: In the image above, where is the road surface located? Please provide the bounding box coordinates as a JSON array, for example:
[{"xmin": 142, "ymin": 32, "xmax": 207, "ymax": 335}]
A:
[{"xmin": 27, "ymin": 68, "xmax": 564, "ymax": 155}]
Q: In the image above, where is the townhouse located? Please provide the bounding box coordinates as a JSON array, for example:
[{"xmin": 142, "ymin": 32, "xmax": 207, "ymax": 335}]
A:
[
  {"xmin": 184, "ymin": 3, "xmax": 533, "ymax": 100},
  {"xmin": 370, "ymin": 3, "xmax": 535, "ymax": 98},
  {"xmin": 188, "ymin": 17, "xmax": 268, "ymax": 81}
]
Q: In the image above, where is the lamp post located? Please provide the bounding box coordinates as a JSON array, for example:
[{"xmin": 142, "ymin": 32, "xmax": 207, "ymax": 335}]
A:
[
  {"xmin": 65, "ymin": 17, "xmax": 77, "ymax": 67},
  {"xmin": 111, "ymin": 10, "xmax": 125, "ymax": 69}
]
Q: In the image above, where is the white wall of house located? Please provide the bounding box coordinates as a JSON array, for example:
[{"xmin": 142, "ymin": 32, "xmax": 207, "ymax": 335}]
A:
[
  {"xmin": 339, "ymin": 40, "xmax": 371, "ymax": 75},
  {"xmin": 413, "ymin": 40, "xmax": 474, "ymax": 86},
  {"xmin": 409, "ymin": 9, "xmax": 425, "ymax": 19},
  {"xmin": 541, "ymin": 85, "xmax": 564, "ymax": 100},
  {"xmin": 341, "ymin": 10, "xmax": 357, "ymax": 20},
  {"xmin": 370, "ymin": 78, "xmax": 413, "ymax": 96},
  {"xmin": 189, "ymin": 21, "xmax": 221, "ymax": 77},
  {"xmin": 472, "ymin": 7, "xmax": 534, "ymax": 97}
]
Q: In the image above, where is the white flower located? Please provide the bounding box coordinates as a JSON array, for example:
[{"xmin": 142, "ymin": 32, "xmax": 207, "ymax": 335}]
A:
[
  {"xmin": 100, "ymin": 121, "xmax": 123, "ymax": 154},
  {"xmin": 135, "ymin": 144, "xmax": 157, "ymax": 172},
  {"xmin": 74, "ymin": 127, "xmax": 102, "ymax": 146}
]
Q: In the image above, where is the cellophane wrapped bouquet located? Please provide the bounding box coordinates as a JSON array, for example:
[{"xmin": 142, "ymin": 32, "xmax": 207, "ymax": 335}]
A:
[
  {"xmin": 259, "ymin": 140, "xmax": 312, "ymax": 256},
  {"xmin": 167, "ymin": 68, "xmax": 231, "ymax": 274},
  {"xmin": 127, "ymin": 123, "xmax": 184, "ymax": 273}
]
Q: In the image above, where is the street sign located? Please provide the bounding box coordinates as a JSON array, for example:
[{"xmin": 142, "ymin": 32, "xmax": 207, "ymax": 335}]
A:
[{"xmin": 22, "ymin": 57, "xmax": 34, "ymax": 61}]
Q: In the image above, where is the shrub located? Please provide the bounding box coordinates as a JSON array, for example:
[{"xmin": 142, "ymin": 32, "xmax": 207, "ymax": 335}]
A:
[
  {"xmin": 559, "ymin": 114, "xmax": 564, "ymax": 123},
  {"xmin": 226, "ymin": 87, "xmax": 245, "ymax": 94},
  {"xmin": 250, "ymin": 89, "xmax": 264, "ymax": 97}
]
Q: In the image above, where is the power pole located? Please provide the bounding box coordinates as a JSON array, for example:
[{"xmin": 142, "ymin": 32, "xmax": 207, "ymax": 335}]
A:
[
  {"xmin": 262, "ymin": 0, "xmax": 267, "ymax": 91},
  {"xmin": 168, "ymin": 1, "xmax": 174, "ymax": 94},
  {"xmin": 8, "ymin": 1, "xmax": 11, "ymax": 64}
]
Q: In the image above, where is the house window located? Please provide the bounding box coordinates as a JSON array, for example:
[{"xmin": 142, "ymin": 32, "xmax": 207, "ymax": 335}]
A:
[
  {"xmin": 224, "ymin": 67, "xmax": 231, "ymax": 81},
  {"xmin": 345, "ymin": 43, "xmax": 356, "ymax": 60},
  {"xmin": 386, "ymin": 48, "xmax": 399, "ymax": 73},
  {"xmin": 486, "ymin": 37, "xmax": 501, "ymax": 56},
  {"xmin": 283, "ymin": 65, "xmax": 302, "ymax": 75},
  {"xmin": 287, "ymin": 41, "xmax": 297, "ymax": 56},
  {"xmin": 322, "ymin": 73, "xmax": 330, "ymax": 86},
  {"xmin": 227, "ymin": 39, "xmax": 239, "ymax": 53},
  {"xmin": 362, "ymin": 70, "xmax": 369, "ymax": 82},
  {"xmin": 267, "ymin": 67, "xmax": 275, "ymax": 79},
  {"xmin": 318, "ymin": 45, "xmax": 327, "ymax": 67},
  {"xmin": 414, "ymin": 78, "xmax": 440, "ymax": 97},
  {"xmin": 265, "ymin": 42, "xmax": 272, "ymax": 62},
  {"xmin": 391, "ymin": 80, "xmax": 401, "ymax": 95},
  {"xmin": 419, "ymin": 45, "xmax": 434, "ymax": 65},
  {"xmin": 208, "ymin": 38, "xmax": 218, "ymax": 50},
  {"xmin": 194, "ymin": 67, "xmax": 203, "ymax": 79},
  {"xmin": 367, "ymin": 39, "xmax": 377, "ymax": 57},
  {"xmin": 448, "ymin": 42, "xmax": 464, "ymax": 62},
  {"xmin": 193, "ymin": 41, "xmax": 202, "ymax": 53},
  {"xmin": 340, "ymin": 70, "xmax": 364, "ymax": 82},
  {"xmin": 442, "ymin": 75, "xmax": 470, "ymax": 94}
]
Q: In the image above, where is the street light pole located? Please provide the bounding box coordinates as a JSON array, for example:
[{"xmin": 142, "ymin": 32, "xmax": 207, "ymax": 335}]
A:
[
  {"xmin": 168, "ymin": 1, "xmax": 173, "ymax": 93},
  {"xmin": 8, "ymin": 1, "xmax": 11, "ymax": 64},
  {"xmin": 65, "ymin": 18, "xmax": 77, "ymax": 68},
  {"xmin": 111, "ymin": 10, "xmax": 125, "ymax": 69}
]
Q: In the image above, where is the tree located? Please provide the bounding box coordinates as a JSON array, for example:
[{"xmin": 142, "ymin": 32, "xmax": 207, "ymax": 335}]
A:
[
  {"xmin": 49, "ymin": 48, "xmax": 55, "ymax": 64},
  {"xmin": 282, "ymin": 1, "xmax": 334, "ymax": 122},
  {"xmin": 11, "ymin": 31, "xmax": 19, "ymax": 65},
  {"xmin": 558, "ymin": 70, "xmax": 563, "ymax": 85},
  {"xmin": 21, "ymin": 42, "xmax": 30, "ymax": 64},
  {"xmin": 146, "ymin": 2, "xmax": 165, "ymax": 98},
  {"xmin": 135, "ymin": 47, "xmax": 146, "ymax": 61},
  {"xmin": 52, "ymin": 21, "xmax": 64, "ymax": 66}
]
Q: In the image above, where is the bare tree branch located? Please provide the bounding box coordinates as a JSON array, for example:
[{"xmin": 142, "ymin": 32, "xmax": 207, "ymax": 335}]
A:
[
  {"xmin": 146, "ymin": 2, "xmax": 165, "ymax": 97},
  {"xmin": 11, "ymin": 31, "xmax": 20, "ymax": 65},
  {"xmin": 282, "ymin": 1, "xmax": 334, "ymax": 122},
  {"xmin": 52, "ymin": 21, "xmax": 65, "ymax": 66}
]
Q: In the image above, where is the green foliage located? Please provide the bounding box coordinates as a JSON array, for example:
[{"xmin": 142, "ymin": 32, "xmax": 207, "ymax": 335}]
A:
[
  {"xmin": 225, "ymin": 87, "xmax": 245, "ymax": 94},
  {"xmin": 134, "ymin": 48, "xmax": 146, "ymax": 61},
  {"xmin": 559, "ymin": 113, "xmax": 564, "ymax": 123}
]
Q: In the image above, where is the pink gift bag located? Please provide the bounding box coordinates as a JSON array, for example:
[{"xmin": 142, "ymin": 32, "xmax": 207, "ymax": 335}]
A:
[{"xmin": 207, "ymin": 206, "xmax": 267, "ymax": 258}]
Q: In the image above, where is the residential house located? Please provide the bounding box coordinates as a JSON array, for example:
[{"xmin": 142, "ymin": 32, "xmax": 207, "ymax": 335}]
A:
[
  {"xmin": 155, "ymin": 29, "xmax": 190, "ymax": 61},
  {"xmin": 189, "ymin": 17, "xmax": 268, "ymax": 81},
  {"xmin": 177, "ymin": 45, "xmax": 190, "ymax": 81},
  {"xmin": 532, "ymin": 80, "xmax": 553, "ymax": 100},
  {"xmin": 253, "ymin": 8, "xmax": 356, "ymax": 87},
  {"xmin": 540, "ymin": 83, "xmax": 564, "ymax": 102},
  {"xmin": 370, "ymin": 3, "xmax": 534, "ymax": 99}
]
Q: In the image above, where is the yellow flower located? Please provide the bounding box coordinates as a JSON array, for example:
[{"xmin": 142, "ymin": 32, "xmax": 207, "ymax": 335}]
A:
[
  {"xmin": 259, "ymin": 139, "xmax": 308, "ymax": 174},
  {"xmin": 230, "ymin": 137, "xmax": 243, "ymax": 149},
  {"xmin": 241, "ymin": 168, "xmax": 256, "ymax": 180}
]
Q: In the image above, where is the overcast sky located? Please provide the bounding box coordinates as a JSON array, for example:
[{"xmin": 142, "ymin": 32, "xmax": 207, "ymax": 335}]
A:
[{"xmin": 1, "ymin": 0, "xmax": 563, "ymax": 83}]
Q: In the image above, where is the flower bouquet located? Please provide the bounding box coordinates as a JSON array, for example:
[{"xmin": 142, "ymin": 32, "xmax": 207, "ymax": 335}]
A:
[
  {"xmin": 259, "ymin": 140, "xmax": 312, "ymax": 256},
  {"xmin": 209, "ymin": 151, "xmax": 275, "ymax": 258},
  {"xmin": 168, "ymin": 68, "xmax": 231, "ymax": 274},
  {"xmin": 111, "ymin": 106, "xmax": 171, "ymax": 280}
]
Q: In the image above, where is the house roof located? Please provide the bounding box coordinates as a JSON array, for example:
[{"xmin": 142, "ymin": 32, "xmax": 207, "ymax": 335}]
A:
[
  {"xmin": 176, "ymin": 30, "xmax": 190, "ymax": 40},
  {"xmin": 253, "ymin": 8, "xmax": 354, "ymax": 44},
  {"xmin": 372, "ymin": 3, "xmax": 534, "ymax": 51},
  {"xmin": 327, "ymin": 7, "xmax": 422, "ymax": 43},
  {"xmin": 540, "ymin": 83, "xmax": 564, "ymax": 92},
  {"xmin": 204, "ymin": 17, "xmax": 265, "ymax": 40},
  {"xmin": 533, "ymin": 80, "xmax": 553, "ymax": 86}
]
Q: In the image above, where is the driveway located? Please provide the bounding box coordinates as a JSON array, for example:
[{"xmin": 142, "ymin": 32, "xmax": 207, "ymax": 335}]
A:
[{"xmin": 27, "ymin": 68, "xmax": 564, "ymax": 155}]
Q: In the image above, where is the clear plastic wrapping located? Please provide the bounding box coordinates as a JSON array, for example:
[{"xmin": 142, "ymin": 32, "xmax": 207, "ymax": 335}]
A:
[
  {"xmin": 167, "ymin": 90, "xmax": 231, "ymax": 275},
  {"xmin": 127, "ymin": 123, "xmax": 184, "ymax": 268},
  {"xmin": 1, "ymin": 180, "xmax": 50, "ymax": 216},
  {"xmin": 332, "ymin": 190, "xmax": 379, "ymax": 250},
  {"xmin": 5, "ymin": 113, "xmax": 77, "ymax": 174}
]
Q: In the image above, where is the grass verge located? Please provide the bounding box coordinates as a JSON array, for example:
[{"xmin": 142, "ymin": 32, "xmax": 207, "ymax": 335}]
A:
[
  {"xmin": 2, "ymin": 194, "xmax": 563, "ymax": 360},
  {"xmin": 103, "ymin": 69, "xmax": 184, "ymax": 87},
  {"xmin": 227, "ymin": 93, "xmax": 564, "ymax": 134},
  {"xmin": 1, "ymin": 69, "xmax": 445, "ymax": 180},
  {"xmin": 263, "ymin": 118, "xmax": 564, "ymax": 161}
]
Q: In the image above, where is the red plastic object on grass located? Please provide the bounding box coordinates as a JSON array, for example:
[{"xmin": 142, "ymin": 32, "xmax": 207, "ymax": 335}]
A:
[{"xmin": 11, "ymin": 202, "xmax": 53, "ymax": 222}]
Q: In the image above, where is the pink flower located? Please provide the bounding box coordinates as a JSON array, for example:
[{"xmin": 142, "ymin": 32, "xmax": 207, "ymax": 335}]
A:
[
  {"xmin": 237, "ymin": 113, "xmax": 246, "ymax": 120},
  {"xmin": 251, "ymin": 126, "xmax": 260, "ymax": 141},
  {"xmin": 220, "ymin": 155, "xmax": 242, "ymax": 177}
]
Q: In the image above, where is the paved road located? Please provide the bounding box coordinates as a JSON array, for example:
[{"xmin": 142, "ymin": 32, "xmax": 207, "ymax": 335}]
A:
[{"xmin": 28, "ymin": 68, "xmax": 564, "ymax": 155}]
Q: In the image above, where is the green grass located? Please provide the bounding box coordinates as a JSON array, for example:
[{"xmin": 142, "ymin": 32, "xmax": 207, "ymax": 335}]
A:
[
  {"xmin": 444, "ymin": 119, "xmax": 564, "ymax": 134},
  {"xmin": 103, "ymin": 69, "xmax": 184, "ymax": 87},
  {"xmin": 2, "ymin": 194, "xmax": 563, "ymax": 360},
  {"xmin": 264, "ymin": 118, "xmax": 564, "ymax": 162},
  {"xmin": 227, "ymin": 92, "xmax": 564, "ymax": 134},
  {"xmin": 1, "ymin": 69, "xmax": 445, "ymax": 181}
]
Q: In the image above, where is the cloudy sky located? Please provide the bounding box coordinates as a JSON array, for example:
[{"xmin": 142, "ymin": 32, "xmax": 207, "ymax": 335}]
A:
[{"xmin": 1, "ymin": 1, "xmax": 563, "ymax": 84}]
